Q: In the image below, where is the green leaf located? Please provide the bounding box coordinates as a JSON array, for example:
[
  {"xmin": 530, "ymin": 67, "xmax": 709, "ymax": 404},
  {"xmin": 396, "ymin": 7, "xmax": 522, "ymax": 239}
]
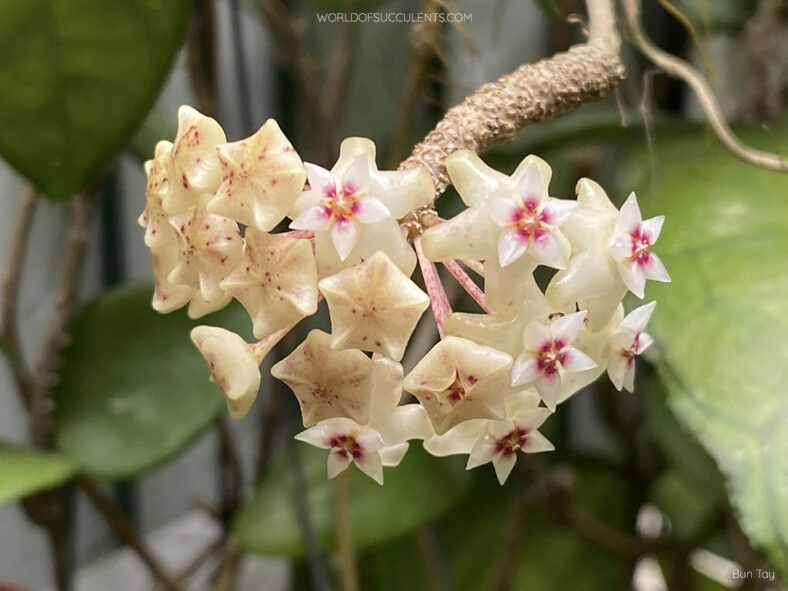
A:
[
  {"xmin": 620, "ymin": 123, "xmax": 788, "ymax": 576},
  {"xmin": 670, "ymin": 0, "xmax": 758, "ymax": 31},
  {"xmin": 0, "ymin": 441, "xmax": 74, "ymax": 507},
  {"xmin": 54, "ymin": 286, "xmax": 252, "ymax": 479},
  {"xmin": 0, "ymin": 0, "xmax": 190, "ymax": 200},
  {"xmin": 235, "ymin": 444, "xmax": 471, "ymax": 556},
  {"xmin": 361, "ymin": 466, "xmax": 632, "ymax": 591}
]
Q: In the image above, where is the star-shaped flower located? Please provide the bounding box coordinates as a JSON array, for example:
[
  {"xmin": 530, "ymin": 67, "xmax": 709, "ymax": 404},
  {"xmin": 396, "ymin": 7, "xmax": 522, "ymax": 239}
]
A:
[
  {"xmin": 318, "ymin": 251, "xmax": 430, "ymax": 360},
  {"xmin": 289, "ymin": 137, "xmax": 433, "ymax": 277},
  {"xmin": 466, "ymin": 405, "xmax": 554, "ymax": 484},
  {"xmin": 220, "ymin": 229, "xmax": 318, "ymax": 339},
  {"xmin": 295, "ymin": 358, "xmax": 433, "ymax": 484},
  {"xmin": 271, "ymin": 329, "xmax": 375, "ymax": 426},
  {"xmin": 207, "ymin": 119, "xmax": 306, "ymax": 231},
  {"xmin": 511, "ymin": 311, "xmax": 597, "ymax": 410},
  {"xmin": 546, "ymin": 179, "xmax": 630, "ymax": 330},
  {"xmin": 168, "ymin": 194, "xmax": 243, "ymax": 304},
  {"xmin": 191, "ymin": 326, "xmax": 272, "ymax": 419},
  {"xmin": 606, "ymin": 301, "xmax": 656, "ymax": 392},
  {"xmin": 139, "ymin": 140, "xmax": 175, "ymax": 249},
  {"xmin": 420, "ymin": 151, "xmax": 577, "ymax": 315},
  {"xmin": 162, "ymin": 105, "xmax": 227, "ymax": 214},
  {"xmin": 609, "ymin": 193, "xmax": 671, "ymax": 298},
  {"xmin": 403, "ymin": 336, "xmax": 512, "ymax": 435}
]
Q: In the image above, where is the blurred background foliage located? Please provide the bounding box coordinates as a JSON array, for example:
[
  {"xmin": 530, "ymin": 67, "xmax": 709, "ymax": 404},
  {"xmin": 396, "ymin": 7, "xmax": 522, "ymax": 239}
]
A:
[{"xmin": 0, "ymin": 0, "xmax": 786, "ymax": 590}]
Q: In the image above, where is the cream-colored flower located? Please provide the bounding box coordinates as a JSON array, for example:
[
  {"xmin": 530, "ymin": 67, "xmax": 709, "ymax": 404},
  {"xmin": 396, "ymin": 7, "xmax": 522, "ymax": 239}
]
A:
[
  {"xmin": 546, "ymin": 180, "xmax": 665, "ymax": 330},
  {"xmin": 423, "ymin": 388, "xmax": 553, "ymax": 484},
  {"xmin": 466, "ymin": 405, "xmax": 554, "ymax": 484},
  {"xmin": 208, "ymin": 120, "xmax": 306, "ymax": 231},
  {"xmin": 139, "ymin": 140, "xmax": 176, "ymax": 249},
  {"xmin": 162, "ymin": 105, "xmax": 227, "ymax": 214},
  {"xmin": 606, "ymin": 301, "xmax": 656, "ymax": 392},
  {"xmin": 191, "ymin": 326, "xmax": 272, "ymax": 419},
  {"xmin": 289, "ymin": 137, "xmax": 433, "ymax": 277},
  {"xmin": 295, "ymin": 357, "xmax": 433, "ymax": 484},
  {"xmin": 421, "ymin": 151, "xmax": 578, "ymax": 315},
  {"xmin": 318, "ymin": 251, "xmax": 430, "ymax": 360},
  {"xmin": 168, "ymin": 194, "xmax": 243, "ymax": 304},
  {"xmin": 403, "ymin": 336, "xmax": 512, "ymax": 435},
  {"xmin": 271, "ymin": 329, "xmax": 375, "ymax": 426},
  {"xmin": 151, "ymin": 242, "xmax": 194, "ymax": 314},
  {"xmin": 220, "ymin": 229, "xmax": 318, "ymax": 339}
]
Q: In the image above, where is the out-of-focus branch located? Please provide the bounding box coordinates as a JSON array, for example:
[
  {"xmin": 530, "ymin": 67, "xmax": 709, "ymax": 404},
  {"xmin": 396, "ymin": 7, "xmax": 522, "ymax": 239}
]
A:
[
  {"xmin": 29, "ymin": 193, "xmax": 94, "ymax": 449},
  {"xmin": 78, "ymin": 477, "xmax": 185, "ymax": 591},
  {"xmin": 334, "ymin": 470, "xmax": 359, "ymax": 591},
  {"xmin": 399, "ymin": 0, "xmax": 625, "ymax": 194},
  {"xmin": 187, "ymin": 0, "xmax": 219, "ymax": 119},
  {"xmin": 622, "ymin": 0, "xmax": 788, "ymax": 172},
  {"xmin": 1, "ymin": 185, "xmax": 37, "ymax": 407}
]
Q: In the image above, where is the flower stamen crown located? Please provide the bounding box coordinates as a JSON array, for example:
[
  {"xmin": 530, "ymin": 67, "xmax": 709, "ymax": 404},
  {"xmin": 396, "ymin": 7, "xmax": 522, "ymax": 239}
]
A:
[{"xmin": 140, "ymin": 107, "xmax": 670, "ymax": 485}]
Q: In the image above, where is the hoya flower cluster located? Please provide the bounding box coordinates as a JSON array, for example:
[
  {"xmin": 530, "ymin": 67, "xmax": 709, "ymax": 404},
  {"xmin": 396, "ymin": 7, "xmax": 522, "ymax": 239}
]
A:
[{"xmin": 140, "ymin": 106, "xmax": 670, "ymax": 485}]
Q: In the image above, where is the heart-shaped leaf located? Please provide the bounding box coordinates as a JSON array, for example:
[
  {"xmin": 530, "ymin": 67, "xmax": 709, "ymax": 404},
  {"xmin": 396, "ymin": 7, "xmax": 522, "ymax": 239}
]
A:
[
  {"xmin": 54, "ymin": 286, "xmax": 252, "ymax": 479},
  {"xmin": 0, "ymin": 0, "xmax": 190, "ymax": 199},
  {"xmin": 0, "ymin": 441, "xmax": 74, "ymax": 507},
  {"xmin": 235, "ymin": 444, "xmax": 470, "ymax": 556},
  {"xmin": 620, "ymin": 124, "xmax": 788, "ymax": 576}
]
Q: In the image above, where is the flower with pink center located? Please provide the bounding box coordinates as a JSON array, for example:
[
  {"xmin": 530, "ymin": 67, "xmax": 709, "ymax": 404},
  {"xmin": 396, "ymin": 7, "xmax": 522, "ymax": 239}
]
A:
[
  {"xmin": 606, "ymin": 301, "xmax": 656, "ymax": 392},
  {"xmin": 466, "ymin": 406, "xmax": 554, "ymax": 484},
  {"xmin": 486, "ymin": 161, "xmax": 578, "ymax": 268},
  {"xmin": 290, "ymin": 155, "xmax": 390, "ymax": 261},
  {"xmin": 609, "ymin": 193, "xmax": 671, "ymax": 298},
  {"xmin": 295, "ymin": 418, "xmax": 387, "ymax": 483},
  {"xmin": 511, "ymin": 311, "xmax": 597, "ymax": 410}
]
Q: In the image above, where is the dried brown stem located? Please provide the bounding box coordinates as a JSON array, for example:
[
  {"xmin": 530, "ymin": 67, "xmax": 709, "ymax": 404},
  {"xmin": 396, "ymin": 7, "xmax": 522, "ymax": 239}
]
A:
[
  {"xmin": 29, "ymin": 193, "xmax": 94, "ymax": 449},
  {"xmin": 1, "ymin": 185, "xmax": 37, "ymax": 406},
  {"xmin": 622, "ymin": 0, "xmax": 788, "ymax": 172},
  {"xmin": 399, "ymin": 0, "xmax": 624, "ymax": 194},
  {"xmin": 333, "ymin": 470, "xmax": 359, "ymax": 591},
  {"xmin": 78, "ymin": 477, "xmax": 184, "ymax": 591}
]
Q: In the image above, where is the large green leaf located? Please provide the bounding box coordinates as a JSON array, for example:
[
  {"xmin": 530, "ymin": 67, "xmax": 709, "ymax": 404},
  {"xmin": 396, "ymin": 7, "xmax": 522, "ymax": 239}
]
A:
[
  {"xmin": 54, "ymin": 286, "xmax": 252, "ymax": 479},
  {"xmin": 621, "ymin": 125, "xmax": 788, "ymax": 575},
  {"xmin": 0, "ymin": 441, "xmax": 74, "ymax": 507},
  {"xmin": 0, "ymin": 0, "xmax": 190, "ymax": 200},
  {"xmin": 235, "ymin": 444, "xmax": 470, "ymax": 556}
]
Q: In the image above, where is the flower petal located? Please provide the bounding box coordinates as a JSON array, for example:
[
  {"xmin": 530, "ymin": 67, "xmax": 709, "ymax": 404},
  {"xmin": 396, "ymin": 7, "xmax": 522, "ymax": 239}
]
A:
[
  {"xmin": 522, "ymin": 321, "xmax": 551, "ymax": 353},
  {"xmin": 486, "ymin": 196, "xmax": 520, "ymax": 226},
  {"xmin": 542, "ymin": 199, "xmax": 578, "ymax": 226},
  {"xmin": 513, "ymin": 161, "xmax": 547, "ymax": 205},
  {"xmin": 511, "ymin": 354, "xmax": 541, "ymax": 387},
  {"xmin": 304, "ymin": 162, "xmax": 337, "ymax": 197},
  {"xmin": 341, "ymin": 155, "xmax": 371, "ymax": 195},
  {"xmin": 491, "ymin": 453, "xmax": 517, "ymax": 485},
  {"xmin": 529, "ymin": 229, "xmax": 568, "ymax": 269},
  {"xmin": 536, "ymin": 372, "xmax": 561, "ymax": 411},
  {"xmin": 641, "ymin": 215, "xmax": 665, "ymax": 244},
  {"xmin": 635, "ymin": 332, "xmax": 654, "ymax": 355},
  {"xmin": 353, "ymin": 197, "xmax": 390, "ymax": 225},
  {"xmin": 549, "ymin": 310, "xmax": 587, "ymax": 345},
  {"xmin": 606, "ymin": 354, "xmax": 631, "ymax": 391},
  {"xmin": 617, "ymin": 260, "xmax": 647, "ymax": 298},
  {"xmin": 379, "ymin": 443, "xmax": 409, "ymax": 467},
  {"xmin": 620, "ymin": 301, "xmax": 656, "ymax": 334},
  {"xmin": 466, "ymin": 435, "xmax": 496, "ymax": 470},
  {"xmin": 560, "ymin": 346, "xmax": 597, "ymax": 372},
  {"xmin": 615, "ymin": 193, "xmax": 642, "ymax": 235},
  {"xmin": 644, "ymin": 253, "xmax": 671, "ymax": 283},
  {"xmin": 609, "ymin": 234, "xmax": 634, "ymax": 261},
  {"xmin": 498, "ymin": 229, "xmax": 529, "ymax": 267},
  {"xmin": 522, "ymin": 430, "xmax": 554, "ymax": 453},
  {"xmin": 355, "ymin": 450, "xmax": 384, "ymax": 484},
  {"xmin": 327, "ymin": 450, "xmax": 353, "ymax": 479},
  {"xmin": 290, "ymin": 205, "xmax": 332, "ymax": 232},
  {"xmin": 294, "ymin": 423, "xmax": 332, "ymax": 449},
  {"xmin": 331, "ymin": 217, "xmax": 361, "ymax": 261}
]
